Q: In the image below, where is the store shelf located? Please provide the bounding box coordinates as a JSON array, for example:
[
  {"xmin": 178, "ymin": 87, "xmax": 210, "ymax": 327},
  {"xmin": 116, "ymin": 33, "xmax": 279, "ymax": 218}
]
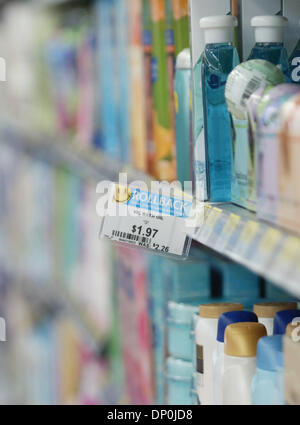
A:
[
  {"xmin": 0, "ymin": 124, "xmax": 149, "ymax": 184},
  {"xmin": 189, "ymin": 203, "xmax": 300, "ymax": 298},
  {"xmin": 3, "ymin": 124, "xmax": 300, "ymax": 297}
]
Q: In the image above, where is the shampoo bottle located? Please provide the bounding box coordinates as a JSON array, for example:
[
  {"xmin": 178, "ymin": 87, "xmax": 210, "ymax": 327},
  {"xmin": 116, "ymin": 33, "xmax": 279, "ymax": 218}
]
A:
[
  {"xmin": 222, "ymin": 322, "xmax": 267, "ymax": 405},
  {"xmin": 254, "ymin": 302, "xmax": 298, "ymax": 335},
  {"xmin": 200, "ymin": 15, "xmax": 240, "ymax": 201}
]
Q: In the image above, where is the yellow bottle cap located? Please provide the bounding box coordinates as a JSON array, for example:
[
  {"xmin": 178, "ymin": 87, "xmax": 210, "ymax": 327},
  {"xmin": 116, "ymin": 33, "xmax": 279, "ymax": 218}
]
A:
[
  {"xmin": 224, "ymin": 322, "xmax": 267, "ymax": 357},
  {"xmin": 199, "ymin": 303, "xmax": 243, "ymax": 319},
  {"xmin": 253, "ymin": 302, "xmax": 297, "ymax": 318}
]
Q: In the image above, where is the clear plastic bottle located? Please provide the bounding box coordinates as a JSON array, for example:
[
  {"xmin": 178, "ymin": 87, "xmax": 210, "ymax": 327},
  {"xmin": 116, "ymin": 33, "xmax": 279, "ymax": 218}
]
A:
[
  {"xmin": 248, "ymin": 15, "xmax": 289, "ymax": 80},
  {"xmin": 199, "ymin": 15, "xmax": 240, "ymax": 202}
]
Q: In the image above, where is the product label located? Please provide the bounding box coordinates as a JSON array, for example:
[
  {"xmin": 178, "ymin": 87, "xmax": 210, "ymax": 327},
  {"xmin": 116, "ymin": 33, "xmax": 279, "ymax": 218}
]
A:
[
  {"xmin": 99, "ymin": 184, "xmax": 192, "ymax": 257},
  {"xmin": 196, "ymin": 344, "xmax": 204, "ymax": 375},
  {"xmin": 290, "ymin": 52, "xmax": 300, "ymax": 83}
]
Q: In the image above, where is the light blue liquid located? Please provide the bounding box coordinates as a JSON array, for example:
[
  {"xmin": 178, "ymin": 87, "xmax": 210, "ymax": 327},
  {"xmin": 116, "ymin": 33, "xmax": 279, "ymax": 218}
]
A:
[
  {"xmin": 248, "ymin": 43, "xmax": 289, "ymax": 80},
  {"xmin": 202, "ymin": 43, "xmax": 240, "ymax": 202},
  {"xmin": 289, "ymin": 40, "xmax": 300, "ymax": 84},
  {"xmin": 175, "ymin": 68, "xmax": 192, "ymax": 186}
]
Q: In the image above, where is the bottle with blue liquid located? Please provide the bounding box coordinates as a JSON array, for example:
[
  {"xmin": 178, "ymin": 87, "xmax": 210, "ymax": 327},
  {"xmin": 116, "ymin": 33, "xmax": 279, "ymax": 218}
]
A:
[
  {"xmin": 249, "ymin": 15, "xmax": 289, "ymax": 80},
  {"xmin": 200, "ymin": 16, "xmax": 240, "ymax": 202}
]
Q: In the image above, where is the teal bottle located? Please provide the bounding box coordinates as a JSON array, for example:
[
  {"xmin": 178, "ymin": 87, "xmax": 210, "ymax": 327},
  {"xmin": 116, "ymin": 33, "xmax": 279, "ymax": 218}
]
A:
[
  {"xmin": 200, "ymin": 16, "xmax": 240, "ymax": 202},
  {"xmin": 248, "ymin": 16, "xmax": 289, "ymax": 80}
]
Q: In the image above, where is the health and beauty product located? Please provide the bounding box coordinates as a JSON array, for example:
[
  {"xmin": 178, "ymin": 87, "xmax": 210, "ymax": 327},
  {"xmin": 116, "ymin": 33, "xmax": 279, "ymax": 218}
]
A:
[
  {"xmin": 142, "ymin": 0, "xmax": 155, "ymax": 175},
  {"xmin": 252, "ymin": 335, "xmax": 284, "ymax": 405},
  {"xmin": 200, "ymin": 15, "xmax": 239, "ymax": 202},
  {"xmin": 254, "ymin": 302, "xmax": 298, "ymax": 335},
  {"xmin": 248, "ymin": 16, "xmax": 289, "ymax": 80},
  {"xmin": 283, "ymin": 0, "xmax": 300, "ymax": 56},
  {"xmin": 213, "ymin": 310, "xmax": 258, "ymax": 405},
  {"xmin": 284, "ymin": 323, "xmax": 300, "ymax": 404},
  {"xmin": 273, "ymin": 309, "xmax": 300, "ymax": 335},
  {"xmin": 166, "ymin": 357, "xmax": 193, "ymax": 405},
  {"xmin": 222, "ymin": 322, "xmax": 267, "ymax": 405},
  {"xmin": 239, "ymin": 0, "xmax": 282, "ymax": 61},
  {"xmin": 278, "ymin": 94, "xmax": 300, "ymax": 233},
  {"xmin": 150, "ymin": 0, "xmax": 176, "ymax": 181},
  {"xmin": 256, "ymin": 84, "xmax": 300, "ymax": 225},
  {"xmin": 167, "ymin": 301, "xmax": 198, "ymax": 361},
  {"xmin": 196, "ymin": 302, "xmax": 243, "ymax": 405},
  {"xmin": 130, "ymin": 0, "xmax": 147, "ymax": 171},
  {"xmin": 288, "ymin": 22, "xmax": 300, "ymax": 84},
  {"xmin": 174, "ymin": 48, "xmax": 192, "ymax": 186},
  {"xmin": 171, "ymin": 0, "xmax": 189, "ymax": 57},
  {"xmin": 221, "ymin": 261, "xmax": 261, "ymax": 298},
  {"xmin": 225, "ymin": 59, "xmax": 285, "ymax": 210},
  {"xmin": 189, "ymin": 0, "xmax": 230, "ymax": 201}
]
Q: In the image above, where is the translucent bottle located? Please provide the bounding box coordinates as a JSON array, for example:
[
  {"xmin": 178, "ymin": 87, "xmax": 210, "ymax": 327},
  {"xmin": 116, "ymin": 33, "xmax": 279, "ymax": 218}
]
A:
[
  {"xmin": 249, "ymin": 15, "xmax": 289, "ymax": 80},
  {"xmin": 200, "ymin": 15, "xmax": 240, "ymax": 202}
]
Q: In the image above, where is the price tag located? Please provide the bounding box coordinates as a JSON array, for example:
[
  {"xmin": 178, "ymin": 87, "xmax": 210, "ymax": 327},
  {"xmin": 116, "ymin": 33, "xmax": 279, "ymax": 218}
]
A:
[
  {"xmin": 99, "ymin": 184, "xmax": 192, "ymax": 257},
  {"xmin": 198, "ymin": 207, "xmax": 222, "ymax": 243},
  {"xmin": 259, "ymin": 228, "xmax": 281, "ymax": 255}
]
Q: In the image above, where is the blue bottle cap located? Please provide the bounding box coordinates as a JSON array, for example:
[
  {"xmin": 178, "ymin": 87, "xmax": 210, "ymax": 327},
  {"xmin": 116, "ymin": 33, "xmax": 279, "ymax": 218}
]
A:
[
  {"xmin": 273, "ymin": 309, "xmax": 300, "ymax": 335},
  {"xmin": 217, "ymin": 310, "xmax": 258, "ymax": 342},
  {"xmin": 257, "ymin": 335, "xmax": 283, "ymax": 371}
]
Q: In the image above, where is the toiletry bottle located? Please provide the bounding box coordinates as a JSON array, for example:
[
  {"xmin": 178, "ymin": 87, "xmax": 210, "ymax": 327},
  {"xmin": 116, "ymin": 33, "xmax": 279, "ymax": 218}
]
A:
[
  {"xmin": 174, "ymin": 48, "xmax": 192, "ymax": 187},
  {"xmin": 251, "ymin": 335, "xmax": 284, "ymax": 405},
  {"xmin": 254, "ymin": 302, "xmax": 298, "ymax": 335},
  {"xmin": 222, "ymin": 322, "xmax": 267, "ymax": 405},
  {"xmin": 289, "ymin": 20, "xmax": 300, "ymax": 84},
  {"xmin": 166, "ymin": 357, "xmax": 193, "ymax": 405},
  {"xmin": 225, "ymin": 59, "xmax": 285, "ymax": 210},
  {"xmin": 273, "ymin": 309, "xmax": 300, "ymax": 335},
  {"xmin": 249, "ymin": 16, "xmax": 289, "ymax": 80},
  {"xmin": 199, "ymin": 15, "xmax": 240, "ymax": 202},
  {"xmin": 195, "ymin": 302, "xmax": 243, "ymax": 405},
  {"xmin": 284, "ymin": 320, "xmax": 300, "ymax": 404},
  {"xmin": 213, "ymin": 310, "xmax": 258, "ymax": 405}
]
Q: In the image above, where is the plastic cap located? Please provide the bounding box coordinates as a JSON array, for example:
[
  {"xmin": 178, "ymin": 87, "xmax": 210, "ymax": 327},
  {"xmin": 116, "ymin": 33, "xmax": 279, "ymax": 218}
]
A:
[
  {"xmin": 251, "ymin": 15, "xmax": 288, "ymax": 43},
  {"xmin": 176, "ymin": 48, "xmax": 191, "ymax": 69},
  {"xmin": 273, "ymin": 310, "xmax": 300, "ymax": 335},
  {"xmin": 217, "ymin": 310, "xmax": 258, "ymax": 342},
  {"xmin": 199, "ymin": 15, "xmax": 237, "ymax": 44},
  {"xmin": 166, "ymin": 357, "xmax": 193, "ymax": 378},
  {"xmin": 199, "ymin": 302, "xmax": 243, "ymax": 319},
  {"xmin": 224, "ymin": 322, "xmax": 267, "ymax": 357},
  {"xmin": 286, "ymin": 322, "xmax": 300, "ymax": 339},
  {"xmin": 168, "ymin": 301, "xmax": 198, "ymax": 324},
  {"xmin": 253, "ymin": 302, "xmax": 298, "ymax": 318},
  {"xmin": 256, "ymin": 335, "xmax": 283, "ymax": 371}
]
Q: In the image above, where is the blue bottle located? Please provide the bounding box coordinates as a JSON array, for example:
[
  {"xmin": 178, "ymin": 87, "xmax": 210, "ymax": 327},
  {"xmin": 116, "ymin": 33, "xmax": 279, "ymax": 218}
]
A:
[
  {"xmin": 174, "ymin": 48, "xmax": 192, "ymax": 189},
  {"xmin": 200, "ymin": 16, "xmax": 240, "ymax": 202},
  {"xmin": 252, "ymin": 335, "xmax": 284, "ymax": 405},
  {"xmin": 273, "ymin": 309, "xmax": 300, "ymax": 334},
  {"xmin": 249, "ymin": 16, "xmax": 289, "ymax": 80}
]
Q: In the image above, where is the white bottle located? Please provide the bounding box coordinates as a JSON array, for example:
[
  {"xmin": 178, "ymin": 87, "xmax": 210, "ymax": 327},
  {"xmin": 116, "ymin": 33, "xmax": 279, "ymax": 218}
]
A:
[
  {"xmin": 213, "ymin": 310, "xmax": 258, "ymax": 405},
  {"xmin": 195, "ymin": 302, "xmax": 243, "ymax": 405},
  {"xmin": 253, "ymin": 302, "xmax": 297, "ymax": 335},
  {"xmin": 222, "ymin": 322, "xmax": 267, "ymax": 405}
]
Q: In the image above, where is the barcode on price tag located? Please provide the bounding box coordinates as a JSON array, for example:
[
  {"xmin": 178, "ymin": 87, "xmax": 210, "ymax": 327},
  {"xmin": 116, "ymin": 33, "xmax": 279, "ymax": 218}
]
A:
[{"xmin": 99, "ymin": 184, "xmax": 192, "ymax": 257}]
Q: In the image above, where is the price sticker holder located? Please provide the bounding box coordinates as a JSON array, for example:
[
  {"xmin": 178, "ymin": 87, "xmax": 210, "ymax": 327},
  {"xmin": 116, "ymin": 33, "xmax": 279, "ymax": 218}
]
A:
[{"xmin": 99, "ymin": 183, "xmax": 194, "ymax": 258}]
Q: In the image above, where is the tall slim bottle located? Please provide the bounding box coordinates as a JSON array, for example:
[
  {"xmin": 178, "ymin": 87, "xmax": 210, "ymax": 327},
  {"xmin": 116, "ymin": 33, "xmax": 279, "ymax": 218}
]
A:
[
  {"xmin": 200, "ymin": 16, "xmax": 240, "ymax": 202},
  {"xmin": 248, "ymin": 15, "xmax": 289, "ymax": 80}
]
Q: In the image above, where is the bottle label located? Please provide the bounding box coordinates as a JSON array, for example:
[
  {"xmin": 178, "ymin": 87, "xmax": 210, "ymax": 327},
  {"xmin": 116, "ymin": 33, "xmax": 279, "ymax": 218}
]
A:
[{"xmin": 196, "ymin": 344, "xmax": 204, "ymax": 375}]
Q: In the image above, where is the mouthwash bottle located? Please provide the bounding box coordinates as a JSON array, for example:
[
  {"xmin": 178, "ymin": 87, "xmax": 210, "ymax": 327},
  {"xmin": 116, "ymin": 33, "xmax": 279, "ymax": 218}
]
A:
[
  {"xmin": 289, "ymin": 20, "xmax": 300, "ymax": 84},
  {"xmin": 248, "ymin": 16, "xmax": 289, "ymax": 80},
  {"xmin": 200, "ymin": 15, "xmax": 240, "ymax": 202}
]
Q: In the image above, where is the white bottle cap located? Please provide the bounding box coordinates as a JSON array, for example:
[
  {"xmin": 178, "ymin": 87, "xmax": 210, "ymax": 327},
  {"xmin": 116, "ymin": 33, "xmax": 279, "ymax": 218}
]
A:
[
  {"xmin": 251, "ymin": 15, "xmax": 288, "ymax": 43},
  {"xmin": 176, "ymin": 48, "xmax": 191, "ymax": 69},
  {"xmin": 199, "ymin": 15, "xmax": 238, "ymax": 45}
]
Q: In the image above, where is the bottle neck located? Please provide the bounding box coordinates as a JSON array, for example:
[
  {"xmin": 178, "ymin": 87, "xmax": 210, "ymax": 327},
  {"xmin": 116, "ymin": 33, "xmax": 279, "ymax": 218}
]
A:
[
  {"xmin": 206, "ymin": 42, "xmax": 232, "ymax": 48},
  {"xmin": 255, "ymin": 42, "xmax": 283, "ymax": 47}
]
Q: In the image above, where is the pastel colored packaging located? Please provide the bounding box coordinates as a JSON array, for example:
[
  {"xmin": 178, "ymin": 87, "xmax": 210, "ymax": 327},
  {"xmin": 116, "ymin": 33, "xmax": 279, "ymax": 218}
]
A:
[
  {"xmin": 130, "ymin": 0, "xmax": 147, "ymax": 171},
  {"xmin": 225, "ymin": 59, "xmax": 285, "ymax": 211},
  {"xmin": 171, "ymin": 0, "xmax": 189, "ymax": 56},
  {"xmin": 142, "ymin": 0, "xmax": 155, "ymax": 175},
  {"xmin": 256, "ymin": 84, "xmax": 300, "ymax": 225},
  {"xmin": 150, "ymin": 0, "xmax": 176, "ymax": 181}
]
